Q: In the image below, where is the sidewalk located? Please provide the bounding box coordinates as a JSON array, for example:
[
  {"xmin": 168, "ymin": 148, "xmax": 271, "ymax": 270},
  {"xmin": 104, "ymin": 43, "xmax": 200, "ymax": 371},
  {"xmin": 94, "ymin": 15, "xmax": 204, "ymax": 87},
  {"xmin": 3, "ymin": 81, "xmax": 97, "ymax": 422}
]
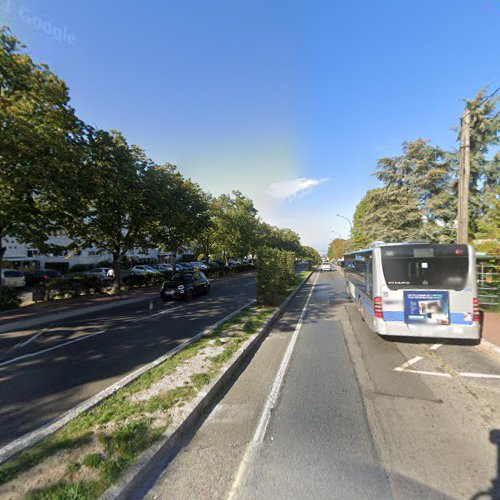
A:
[{"xmin": 481, "ymin": 311, "xmax": 500, "ymax": 354}]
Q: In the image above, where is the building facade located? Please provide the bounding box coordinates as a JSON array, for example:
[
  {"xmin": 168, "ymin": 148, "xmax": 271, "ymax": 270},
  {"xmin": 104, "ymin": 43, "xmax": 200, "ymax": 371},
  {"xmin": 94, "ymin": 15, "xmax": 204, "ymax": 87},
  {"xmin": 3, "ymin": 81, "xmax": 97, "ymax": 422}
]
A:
[{"xmin": 1, "ymin": 236, "xmax": 158, "ymax": 272}]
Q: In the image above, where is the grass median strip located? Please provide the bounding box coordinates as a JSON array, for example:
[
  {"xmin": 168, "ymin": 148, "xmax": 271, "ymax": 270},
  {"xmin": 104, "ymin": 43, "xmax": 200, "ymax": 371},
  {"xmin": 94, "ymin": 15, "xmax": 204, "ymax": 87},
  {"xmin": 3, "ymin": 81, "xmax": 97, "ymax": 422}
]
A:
[{"xmin": 0, "ymin": 304, "xmax": 275, "ymax": 499}]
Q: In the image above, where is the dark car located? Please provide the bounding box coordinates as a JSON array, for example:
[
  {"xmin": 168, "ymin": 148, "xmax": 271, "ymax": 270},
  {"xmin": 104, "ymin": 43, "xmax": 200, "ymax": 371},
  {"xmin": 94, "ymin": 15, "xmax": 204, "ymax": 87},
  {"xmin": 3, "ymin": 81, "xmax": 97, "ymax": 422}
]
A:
[
  {"xmin": 25, "ymin": 269, "xmax": 63, "ymax": 286},
  {"xmin": 160, "ymin": 272, "xmax": 210, "ymax": 301}
]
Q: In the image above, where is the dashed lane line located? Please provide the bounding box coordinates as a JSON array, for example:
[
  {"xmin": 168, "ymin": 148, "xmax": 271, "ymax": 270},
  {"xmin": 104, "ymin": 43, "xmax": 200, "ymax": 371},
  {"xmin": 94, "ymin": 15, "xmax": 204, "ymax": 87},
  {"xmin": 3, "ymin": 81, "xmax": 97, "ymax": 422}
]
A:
[{"xmin": 0, "ymin": 302, "xmax": 184, "ymax": 368}]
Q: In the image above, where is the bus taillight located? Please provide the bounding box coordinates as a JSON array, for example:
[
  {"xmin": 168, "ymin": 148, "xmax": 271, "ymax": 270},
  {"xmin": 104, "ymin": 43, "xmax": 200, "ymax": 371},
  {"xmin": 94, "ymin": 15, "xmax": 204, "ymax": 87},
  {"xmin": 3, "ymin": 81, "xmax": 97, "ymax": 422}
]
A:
[
  {"xmin": 473, "ymin": 298, "xmax": 479, "ymax": 323},
  {"xmin": 374, "ymin": 296, "xmax": 383, "ymax": 319}
]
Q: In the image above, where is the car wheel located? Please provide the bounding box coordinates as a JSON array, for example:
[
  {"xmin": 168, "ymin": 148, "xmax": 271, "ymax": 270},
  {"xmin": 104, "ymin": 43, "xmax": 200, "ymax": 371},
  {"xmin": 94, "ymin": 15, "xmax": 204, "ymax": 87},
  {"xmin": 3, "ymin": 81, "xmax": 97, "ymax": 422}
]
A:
[
  {"xmin": 204, "ymin": 284, "xmax": 209, "ymax": 295},
  {"xmin": 185, "ymin": 289, "xmax": 193, "ymax": 301}
]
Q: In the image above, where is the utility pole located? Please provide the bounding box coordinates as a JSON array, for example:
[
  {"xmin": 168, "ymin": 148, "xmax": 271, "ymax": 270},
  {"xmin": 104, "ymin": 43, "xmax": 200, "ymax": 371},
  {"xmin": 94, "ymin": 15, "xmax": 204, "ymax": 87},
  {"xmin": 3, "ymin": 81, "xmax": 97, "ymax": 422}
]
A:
[{"xmin": 457, "ymin": 107, "xmax": 471, "ymax": 244}]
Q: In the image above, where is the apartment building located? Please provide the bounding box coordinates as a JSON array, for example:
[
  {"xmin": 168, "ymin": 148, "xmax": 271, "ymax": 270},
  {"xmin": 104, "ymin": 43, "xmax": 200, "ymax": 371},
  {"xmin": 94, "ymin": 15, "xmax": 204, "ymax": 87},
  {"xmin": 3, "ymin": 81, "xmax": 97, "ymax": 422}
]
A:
[{"xmin": 1, "ymin": 236, "xmax": 158, "ymax": 272}]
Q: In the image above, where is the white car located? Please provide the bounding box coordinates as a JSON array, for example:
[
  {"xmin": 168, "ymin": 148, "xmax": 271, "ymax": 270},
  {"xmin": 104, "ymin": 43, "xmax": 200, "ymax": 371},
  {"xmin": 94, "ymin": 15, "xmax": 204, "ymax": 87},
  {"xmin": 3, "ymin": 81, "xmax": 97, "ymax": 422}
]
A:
[
  {"xmin": 320, "ymin": 261, "xmax": 332, "ymax": 271},
  {"xmin": 86, "ymin": 268, "xmax": 114, "ymax": 279},
  {"xmin": 130, "ymin": 265, "xmax": 160, "ymax": 275},
  {"xmin": 1, "ymin": 269, "xmax": 26, "ymax": 288}
]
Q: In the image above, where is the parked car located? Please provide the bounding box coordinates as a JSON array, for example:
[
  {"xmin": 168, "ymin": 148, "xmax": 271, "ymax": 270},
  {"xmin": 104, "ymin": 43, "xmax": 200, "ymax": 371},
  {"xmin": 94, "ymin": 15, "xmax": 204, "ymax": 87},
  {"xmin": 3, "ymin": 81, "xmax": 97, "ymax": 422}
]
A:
[
  {"xmin": 24, "ymin": 269, "xmax": 62, "ymax": 286},
  {"xmin": 160, "ymin": 271, "xmax": 210, "ymax": 301},
  {"xmin": 85, "ymin": 268, "xmax": 114, "ymax": 279},
  {"xmin": 1, "ymin": 269, "xmax": 26, "ymax": 288},
  {"xmin": 154, "ymin": 263, "xmax": 173, "ymax": 272},
  {"xmin": 227, "ymin": 260, "xmax": 238, "ymax": 267},
  {"xmin": 189, "ymin": 261, "xmax": 208, "ymax": 270},
  {"xmin": 130, "ymin": 265, "xmax": 160, "ymax": 275},
  {"xmin": 178, "ymin": 262, "xmax": 195, "ymax": 271}
]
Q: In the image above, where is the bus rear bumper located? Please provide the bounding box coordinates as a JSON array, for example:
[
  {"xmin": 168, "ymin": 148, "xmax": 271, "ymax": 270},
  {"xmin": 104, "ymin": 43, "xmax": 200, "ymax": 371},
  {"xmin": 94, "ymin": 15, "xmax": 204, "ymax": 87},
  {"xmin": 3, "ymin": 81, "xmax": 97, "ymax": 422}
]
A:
[{"xmin": 377, "ymin": 321, "xmax": 480, "ymax": 340}]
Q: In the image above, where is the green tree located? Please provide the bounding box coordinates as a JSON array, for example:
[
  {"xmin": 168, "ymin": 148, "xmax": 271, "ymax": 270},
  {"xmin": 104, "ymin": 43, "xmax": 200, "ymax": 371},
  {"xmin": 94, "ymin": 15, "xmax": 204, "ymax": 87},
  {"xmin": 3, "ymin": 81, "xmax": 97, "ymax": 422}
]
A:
[
  {"xmin": 459, "ymin": 88, "xmax": 499, "ymax": 238},
  {"xmin": 211, "ymin": 191, "xmax": 260, "ymax": 260},
  {"xmin": 474, "ymin": 184, "xmax": 500, "ymax": 255},
  {"xmin": 300, "ymin": 245, "xmax": 321, "ymax": 265},
  {"xmin": 350, "ymin": 188, "xmax": 422, "ymax": 248},
  {"xmin": 0, "ymin": 27, "xmax": 87, "ymax": 273},
  {"xmin": 327, "ymin": 238, "xmax": 347, "ymax": 260},
  {"xmin": 68, "ymin": 130, "xmax": 157, "ymax": 286},
  {"xmin": 149, "ymin": 171, "xmax": 209, "ymax": 272},
  {"xmin": 375, "ymin": 139, "xmax": 455, "ymax": 241}
]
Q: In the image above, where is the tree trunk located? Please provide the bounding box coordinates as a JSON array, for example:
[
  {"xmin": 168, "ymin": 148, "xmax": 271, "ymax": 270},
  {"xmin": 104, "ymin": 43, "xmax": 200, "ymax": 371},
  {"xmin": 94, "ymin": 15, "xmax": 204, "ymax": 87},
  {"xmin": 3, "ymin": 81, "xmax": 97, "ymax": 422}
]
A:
[
  {"xmin": 112, "ymin": 251, "xmax": 122, "ymax": 291},
  {"xmin": 0, "ymin": 242, "xmax": 5, "ymax": 292}
]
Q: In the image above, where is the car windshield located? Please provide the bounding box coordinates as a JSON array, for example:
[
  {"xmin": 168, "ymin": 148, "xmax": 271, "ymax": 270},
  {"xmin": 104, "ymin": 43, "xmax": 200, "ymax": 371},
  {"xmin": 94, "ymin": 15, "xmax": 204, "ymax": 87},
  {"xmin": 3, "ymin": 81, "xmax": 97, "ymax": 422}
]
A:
[
  {"xmin": 170, "ymin": 273, "xmax": 192, "ymax": 282},
  {"xmin": 4, "ymin": 270, "xmax": 23, "ymax": 277}
]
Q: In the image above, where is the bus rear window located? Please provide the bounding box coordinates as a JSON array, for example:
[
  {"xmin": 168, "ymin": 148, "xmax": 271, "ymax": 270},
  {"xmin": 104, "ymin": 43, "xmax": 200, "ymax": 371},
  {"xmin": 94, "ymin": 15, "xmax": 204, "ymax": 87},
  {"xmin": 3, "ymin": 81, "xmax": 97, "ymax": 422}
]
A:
[{"xmin": 381, "ymin": 245, "xmax": 469, "ymax": 291}]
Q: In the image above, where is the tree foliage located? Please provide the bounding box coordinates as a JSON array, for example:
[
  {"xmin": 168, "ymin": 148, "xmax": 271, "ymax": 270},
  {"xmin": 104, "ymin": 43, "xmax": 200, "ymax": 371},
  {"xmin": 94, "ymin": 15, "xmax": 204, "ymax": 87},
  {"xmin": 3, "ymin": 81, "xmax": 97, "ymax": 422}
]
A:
[
  {"xmin": 0, "ymin": 26, "xmax": 87, "ymax": 263},
  {"xmin": 350, "ymin": 88, "xmax": 499, "ymax": 250},
  {"xmin": 327, "ymin": 238, "xmax": 347, "ymax": 260}
]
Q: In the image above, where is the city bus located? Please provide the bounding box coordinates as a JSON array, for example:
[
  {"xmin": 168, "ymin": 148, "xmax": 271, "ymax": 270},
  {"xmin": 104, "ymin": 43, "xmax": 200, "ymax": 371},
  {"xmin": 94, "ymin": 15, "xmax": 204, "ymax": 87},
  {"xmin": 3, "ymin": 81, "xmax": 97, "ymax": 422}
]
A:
[{"xmin": 343, "ymin": 241, "xmax": 480, "ymax": 341}]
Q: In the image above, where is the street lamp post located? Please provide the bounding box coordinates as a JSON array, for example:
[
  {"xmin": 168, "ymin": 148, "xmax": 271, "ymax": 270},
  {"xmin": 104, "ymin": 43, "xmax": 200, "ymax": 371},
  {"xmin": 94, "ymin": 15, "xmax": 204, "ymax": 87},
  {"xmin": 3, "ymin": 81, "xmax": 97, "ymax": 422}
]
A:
[
  {"xmin": 336, "ymin": 214, "xmax": 353, "ymax": 232},
  {"xmin": 331, "ymin": 230, "xmax": 342, "ymax": 239}
]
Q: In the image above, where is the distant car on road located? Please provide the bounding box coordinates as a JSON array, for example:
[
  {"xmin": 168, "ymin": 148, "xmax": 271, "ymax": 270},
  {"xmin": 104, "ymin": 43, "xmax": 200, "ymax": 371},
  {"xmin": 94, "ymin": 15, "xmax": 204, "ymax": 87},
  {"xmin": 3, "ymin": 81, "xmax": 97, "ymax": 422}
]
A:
[
  {"xmin": 130, "ymin": 265, "xmax": 160, "ymax": 275},
  {"xmin": 1, "ymin": 269, "xmax": 26, "ymax": 288},
  {"xmin": 85, "ymin": 268, "xmax": 114, "ymax": 279},
  {"xmin": 160, "ymin": 271, "xmax": 210, "ymax": 301},
  {"xmin": 320, "ymin": 261, "xmax": 332, "ymax": 271},
  {"xmin": 25, "ymin": 269, "xmax": 62, "ymax": 286}
]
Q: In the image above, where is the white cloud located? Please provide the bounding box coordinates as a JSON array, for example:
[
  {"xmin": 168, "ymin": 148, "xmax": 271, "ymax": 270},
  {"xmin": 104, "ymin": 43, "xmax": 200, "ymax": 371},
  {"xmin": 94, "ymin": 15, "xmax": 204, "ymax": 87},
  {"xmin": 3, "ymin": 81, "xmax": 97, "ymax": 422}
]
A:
[{"xmin": 269, "ymin": 177, "xmax": 329, "ymax": 201}]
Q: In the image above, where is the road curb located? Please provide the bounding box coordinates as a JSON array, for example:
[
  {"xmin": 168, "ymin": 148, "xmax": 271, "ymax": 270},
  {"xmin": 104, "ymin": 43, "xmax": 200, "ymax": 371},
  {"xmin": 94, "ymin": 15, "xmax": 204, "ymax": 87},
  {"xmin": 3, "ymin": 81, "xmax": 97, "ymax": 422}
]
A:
[
  {"xmin": 102, "ymin": 268, "xmax": 316, "ymax": 500},
  {"xmin": 0, "ymin": 299, "xmax": 256, "ymax": 466},
  {"xmin": 479, "ymin": 339, "xmax": 500, "ymax": 358}
]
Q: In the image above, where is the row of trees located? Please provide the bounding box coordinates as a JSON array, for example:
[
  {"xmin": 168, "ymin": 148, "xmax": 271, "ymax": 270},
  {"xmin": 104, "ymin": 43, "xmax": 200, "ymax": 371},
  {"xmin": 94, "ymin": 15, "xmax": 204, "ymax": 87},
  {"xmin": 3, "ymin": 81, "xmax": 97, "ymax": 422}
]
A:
[
  {"xmin": 0, "ymin": 27, "xmax": 318, "ymax": 287},
  {"xmin": 329, "ymin": 88, "xmax": 499, "ymax": 256}
]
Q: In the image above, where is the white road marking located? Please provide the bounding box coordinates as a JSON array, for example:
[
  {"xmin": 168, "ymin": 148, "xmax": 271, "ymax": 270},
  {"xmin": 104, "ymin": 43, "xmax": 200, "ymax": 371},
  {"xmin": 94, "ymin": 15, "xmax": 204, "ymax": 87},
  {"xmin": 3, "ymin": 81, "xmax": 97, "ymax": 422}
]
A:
[
  {"xmin": 6, "ymin": 324, "xmax": 53, "ymax": 353},
  {"xmin": 403, "ymin": 369, "xmax": 451, "ymax": 378},
  {"xmin": 393, "ymin": 356, "xmax": 423, "ymax": 372},
  {"xmin": 458, "ymin": 372, "xmax": 500, "ymax": 379},
  {"xmin": 227, "ymin": 271, "xmax": 320, "ymax": 500},
  {"xmin": 430, "ymin": 343, "xmax": 442, "ymax": 350},
  {"xmin": 0, "ymin": 303, "xmax": 184, "ymax": 368},
  {"xmin": 0, "ymin": 329, "xmax": 107, "ymax": 368}
]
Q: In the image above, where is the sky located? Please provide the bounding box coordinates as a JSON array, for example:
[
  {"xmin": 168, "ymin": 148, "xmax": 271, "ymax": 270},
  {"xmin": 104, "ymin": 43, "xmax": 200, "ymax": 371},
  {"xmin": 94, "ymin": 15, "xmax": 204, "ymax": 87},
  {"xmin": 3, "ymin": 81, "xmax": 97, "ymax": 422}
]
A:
[{"xmin": 2, "ymin": 0, "xmax": 499, "ymax": 253}]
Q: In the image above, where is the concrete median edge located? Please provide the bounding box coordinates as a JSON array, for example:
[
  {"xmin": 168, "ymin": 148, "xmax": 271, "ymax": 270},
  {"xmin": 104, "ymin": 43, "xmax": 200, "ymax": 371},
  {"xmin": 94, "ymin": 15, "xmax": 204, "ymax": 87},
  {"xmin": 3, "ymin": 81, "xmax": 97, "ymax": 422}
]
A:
[{"xmin": 0, "ymin": 299, "xmax": 256, "ymax": 466}]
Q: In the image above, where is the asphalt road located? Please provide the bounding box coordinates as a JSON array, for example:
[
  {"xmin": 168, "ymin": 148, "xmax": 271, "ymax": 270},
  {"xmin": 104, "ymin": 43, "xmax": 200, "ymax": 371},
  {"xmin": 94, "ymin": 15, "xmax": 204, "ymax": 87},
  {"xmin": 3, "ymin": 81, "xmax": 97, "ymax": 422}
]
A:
[
  {"xmin": 147, "ymin": 269, "xmax": 500, "ymax": 500},
  {"xmin": 0, "ymin": 272, "xmax": 256, "ymax": 447}
]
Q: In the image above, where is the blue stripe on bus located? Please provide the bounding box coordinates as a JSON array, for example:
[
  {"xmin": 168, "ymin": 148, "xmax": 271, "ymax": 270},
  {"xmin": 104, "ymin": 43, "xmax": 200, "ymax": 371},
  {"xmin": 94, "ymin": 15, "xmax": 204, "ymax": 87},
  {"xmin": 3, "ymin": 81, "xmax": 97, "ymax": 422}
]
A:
[
  {"xmin": 360, "ymin": 297, "xmax": 374, "ymax": 317},
  {"xmin": 383, "ymin": 311, "xmax": 404, "ymax": 322},
  {"xmin": 450, "ymin": 313, "xmax": 473, "ymax": 325}
]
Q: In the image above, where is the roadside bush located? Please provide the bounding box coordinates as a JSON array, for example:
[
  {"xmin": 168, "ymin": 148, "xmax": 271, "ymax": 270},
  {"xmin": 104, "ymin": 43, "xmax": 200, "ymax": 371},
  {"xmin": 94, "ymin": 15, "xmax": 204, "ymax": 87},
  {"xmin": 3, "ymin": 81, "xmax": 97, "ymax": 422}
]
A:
[
  {"xmin": 79, "ymin": 276, "xmax": 105, "ymax": 295},
  {"xmin": 0, "ymin": 287, "xmax": 22, "ymax": 310},
  {"xmin": 46, "ymin": 278, "xmax": 83, "ymax": 300},
  {"xmin": 257, "ymin": 247, "xmax": 295, "ymax": 306},
  {"xmin": 123, "ymin": 275, "xmax": 150, "ymax": 288}
]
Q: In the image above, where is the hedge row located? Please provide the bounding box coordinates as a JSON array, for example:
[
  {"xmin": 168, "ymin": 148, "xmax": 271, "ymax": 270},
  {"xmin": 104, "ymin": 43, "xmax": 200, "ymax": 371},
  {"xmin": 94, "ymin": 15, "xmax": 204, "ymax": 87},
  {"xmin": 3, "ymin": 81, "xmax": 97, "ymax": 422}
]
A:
[
  {"xmin": 0, "ymin": 287, "xmax": 23, "ymax": 310},
  {"xmin": 256, "ymin": 247, "xmax": 296, "ymax": 306},
  {"xmin": 122, "ymin": 264, "xmax": 255, "ymax": 288}
]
